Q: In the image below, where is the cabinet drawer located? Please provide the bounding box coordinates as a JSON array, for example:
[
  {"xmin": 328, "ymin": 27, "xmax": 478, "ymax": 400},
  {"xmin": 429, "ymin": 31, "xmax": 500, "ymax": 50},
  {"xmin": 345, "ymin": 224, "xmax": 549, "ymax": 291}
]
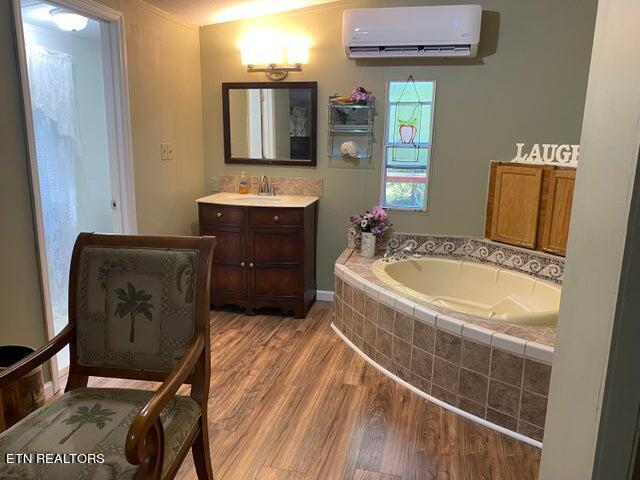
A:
[
  {"xmin": 249, "ymin": 208, "xmax": 301, "ymax": 226},
  {"xmin": 199, "ymin": 204, "xmax": 245, "ymax": 226}
]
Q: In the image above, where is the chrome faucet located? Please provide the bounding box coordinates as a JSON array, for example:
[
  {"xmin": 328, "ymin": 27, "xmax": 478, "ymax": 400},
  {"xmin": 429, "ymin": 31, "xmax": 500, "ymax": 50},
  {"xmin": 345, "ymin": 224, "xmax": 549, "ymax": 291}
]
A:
[
  {"xmin": 259, "ymin": 175, "xmax": 275, "ymax": 196},
  {"xmin": 384, "ymin": 244, "xmax": 416, "ymax": 262}
]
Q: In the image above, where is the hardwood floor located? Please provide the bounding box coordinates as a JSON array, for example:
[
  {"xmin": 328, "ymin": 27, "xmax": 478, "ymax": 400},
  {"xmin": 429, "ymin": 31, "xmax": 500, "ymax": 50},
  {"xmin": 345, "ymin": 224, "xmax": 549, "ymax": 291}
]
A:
[{"xmin": 86, "ymin": 301, "xmax": 541, "ymax": 480}]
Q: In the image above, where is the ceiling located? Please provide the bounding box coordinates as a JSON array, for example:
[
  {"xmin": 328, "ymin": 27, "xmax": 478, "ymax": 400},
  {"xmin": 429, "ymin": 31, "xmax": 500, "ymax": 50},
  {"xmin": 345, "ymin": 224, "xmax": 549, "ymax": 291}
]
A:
[{"xmin": 144, "ymin": 0, "xmax": 343, "ymax": 26}]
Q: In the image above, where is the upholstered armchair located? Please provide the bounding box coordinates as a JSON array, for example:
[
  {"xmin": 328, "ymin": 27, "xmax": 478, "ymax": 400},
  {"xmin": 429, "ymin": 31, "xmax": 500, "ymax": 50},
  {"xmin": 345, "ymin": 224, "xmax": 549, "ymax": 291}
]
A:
[{"xmin": 0, "ymin": 233, "xmax": 216, "ymax": 480}]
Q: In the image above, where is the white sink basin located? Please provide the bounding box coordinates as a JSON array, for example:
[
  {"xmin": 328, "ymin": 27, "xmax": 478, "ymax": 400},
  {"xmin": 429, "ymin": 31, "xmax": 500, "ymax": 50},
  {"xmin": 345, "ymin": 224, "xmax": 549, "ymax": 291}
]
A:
[{"xmin": 228, "ymin": 195, "xmax": 282, "ymax": 202}]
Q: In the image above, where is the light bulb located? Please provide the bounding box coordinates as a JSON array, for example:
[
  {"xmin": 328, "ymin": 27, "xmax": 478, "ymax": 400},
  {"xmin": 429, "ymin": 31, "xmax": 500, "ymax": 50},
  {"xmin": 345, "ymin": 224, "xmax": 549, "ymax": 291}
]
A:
[{"xmin": 50, "ymin": 8, "xmax": 88, "ymax": 32}]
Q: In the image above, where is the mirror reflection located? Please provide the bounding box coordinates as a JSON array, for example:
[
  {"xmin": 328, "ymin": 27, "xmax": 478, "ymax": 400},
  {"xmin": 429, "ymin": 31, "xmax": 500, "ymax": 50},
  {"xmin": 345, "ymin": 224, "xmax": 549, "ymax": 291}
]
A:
[{"xmin": 224, "ymin": 83, "xmax": 317, "ymax": 165}]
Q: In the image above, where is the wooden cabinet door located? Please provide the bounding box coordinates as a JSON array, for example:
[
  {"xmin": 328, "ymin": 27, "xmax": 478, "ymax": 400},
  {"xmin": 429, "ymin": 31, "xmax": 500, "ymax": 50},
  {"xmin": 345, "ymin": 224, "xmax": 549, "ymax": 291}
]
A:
[
  {"xmin": 540, "ymin": 168, "xmax": 575, "ymax": 255},
  {"xmin": 247, "ymin": 227, "xmax": 303, "ymax": 299},
  {"xmin": 200, "ymin": 225, "xmax": 247, "ymax": 301},
  {"xmin": 490, "ymin": 164, "xmax": 544, "ymax": 248}
]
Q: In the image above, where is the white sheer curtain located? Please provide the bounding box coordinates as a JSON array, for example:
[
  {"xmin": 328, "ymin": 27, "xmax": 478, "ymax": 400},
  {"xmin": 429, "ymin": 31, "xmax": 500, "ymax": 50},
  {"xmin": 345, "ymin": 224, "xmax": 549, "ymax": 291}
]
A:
[{"xmin": 26, "ymin": 44, "xmax": 79, "ymax": 331}]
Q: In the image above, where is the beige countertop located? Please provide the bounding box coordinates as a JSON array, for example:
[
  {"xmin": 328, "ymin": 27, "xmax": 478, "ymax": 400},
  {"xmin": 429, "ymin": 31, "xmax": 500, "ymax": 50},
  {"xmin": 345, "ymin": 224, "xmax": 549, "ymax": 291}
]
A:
[{"xmin": 196, "ymin": 192, "xmax": 319, "ymax": 208}]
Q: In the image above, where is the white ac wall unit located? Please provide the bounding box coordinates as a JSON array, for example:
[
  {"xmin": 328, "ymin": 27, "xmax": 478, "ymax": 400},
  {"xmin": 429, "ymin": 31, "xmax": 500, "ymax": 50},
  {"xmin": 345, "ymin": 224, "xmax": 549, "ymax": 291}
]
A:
[{"xmin": 342, "ymin": 5, "xmax": 482, "ymax": 59}]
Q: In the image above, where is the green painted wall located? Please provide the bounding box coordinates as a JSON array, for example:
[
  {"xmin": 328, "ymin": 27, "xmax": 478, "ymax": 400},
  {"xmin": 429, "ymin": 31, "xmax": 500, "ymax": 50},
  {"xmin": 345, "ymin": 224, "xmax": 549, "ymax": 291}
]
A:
[
  {"xmin": 0, "ymin": 0, "xmax": 48, "ymax": 350},
  {"xmin": 200, "ymin": 0, "xmax": 597, "ymax": 290}
]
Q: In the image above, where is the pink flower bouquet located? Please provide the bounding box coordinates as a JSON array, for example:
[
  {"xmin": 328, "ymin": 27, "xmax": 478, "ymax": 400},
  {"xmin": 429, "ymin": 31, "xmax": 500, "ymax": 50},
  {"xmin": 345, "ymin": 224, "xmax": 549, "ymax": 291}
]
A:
[{"xmin": 349, "ymin": 205, "xmax": 392, "ymax": 235}]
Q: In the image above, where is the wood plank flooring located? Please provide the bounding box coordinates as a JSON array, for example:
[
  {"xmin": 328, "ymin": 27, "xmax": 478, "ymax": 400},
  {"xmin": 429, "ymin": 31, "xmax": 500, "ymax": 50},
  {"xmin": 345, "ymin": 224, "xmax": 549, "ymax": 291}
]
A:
[{"xmin": 86, "ymin": 301, "xmax": 541, "ymax": 480}]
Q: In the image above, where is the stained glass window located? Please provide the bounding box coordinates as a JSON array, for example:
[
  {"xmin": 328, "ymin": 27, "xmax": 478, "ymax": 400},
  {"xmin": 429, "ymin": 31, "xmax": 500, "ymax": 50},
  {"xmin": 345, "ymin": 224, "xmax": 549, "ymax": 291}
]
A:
[{"xmin": 381, "ymin": 79, "xmax": 436, "ymax": 210}]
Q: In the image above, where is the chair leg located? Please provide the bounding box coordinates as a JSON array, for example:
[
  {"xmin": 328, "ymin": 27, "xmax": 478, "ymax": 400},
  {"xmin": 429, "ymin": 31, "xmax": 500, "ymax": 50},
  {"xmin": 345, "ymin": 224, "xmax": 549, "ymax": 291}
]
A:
[{"xmin": 192, "ymin": 418, "xmax": 214, "ymax": 480}]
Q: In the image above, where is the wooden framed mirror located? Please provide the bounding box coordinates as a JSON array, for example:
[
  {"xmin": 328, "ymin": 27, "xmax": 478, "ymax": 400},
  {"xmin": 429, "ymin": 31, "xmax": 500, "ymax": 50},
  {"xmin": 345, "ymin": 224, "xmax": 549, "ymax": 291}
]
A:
[{"xmin": 222, "ymin": 82, "xmax": 318, "ymax": 166}]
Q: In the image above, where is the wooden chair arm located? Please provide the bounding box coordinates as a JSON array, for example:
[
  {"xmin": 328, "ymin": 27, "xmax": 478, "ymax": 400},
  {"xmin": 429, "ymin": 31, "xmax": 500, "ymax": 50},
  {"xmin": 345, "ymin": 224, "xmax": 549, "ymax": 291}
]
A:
[
  {"xmin": 125, "ymin": 334, "xmax": 205, "ymax": 471},
  {"xmin": 0, "ymin": 324, "xmax": 74, "ymax": 389}
]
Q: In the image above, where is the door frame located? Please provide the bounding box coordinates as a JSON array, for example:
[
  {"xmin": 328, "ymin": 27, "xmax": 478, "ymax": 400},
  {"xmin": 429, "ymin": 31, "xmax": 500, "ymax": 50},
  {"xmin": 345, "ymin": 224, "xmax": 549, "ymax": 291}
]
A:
[{"xmin": 11, "ymin": 0, "xmax": 136, "ymax": 392}]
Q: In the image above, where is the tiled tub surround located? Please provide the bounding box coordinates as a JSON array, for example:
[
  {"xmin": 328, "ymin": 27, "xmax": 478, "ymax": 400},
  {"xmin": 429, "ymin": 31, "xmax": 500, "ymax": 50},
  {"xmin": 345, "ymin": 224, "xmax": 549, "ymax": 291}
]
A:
[
  {"xmin": 332, "ymin": 248, "xmax": 557, "ymax": 446},
  {"xmin": 386, "ymin": 234, "xmax": 565, "ymax": 284},
  {"xmin": 219, "ymin": 175, "xmax": 324, "ymax": 197}
]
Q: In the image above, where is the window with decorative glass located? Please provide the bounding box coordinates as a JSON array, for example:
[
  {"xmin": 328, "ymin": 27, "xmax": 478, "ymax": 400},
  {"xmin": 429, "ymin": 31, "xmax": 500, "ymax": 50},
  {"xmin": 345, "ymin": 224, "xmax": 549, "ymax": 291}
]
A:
[{"xmin": 381, "ymin": 79, "xmax": 436, "ymax": 211}]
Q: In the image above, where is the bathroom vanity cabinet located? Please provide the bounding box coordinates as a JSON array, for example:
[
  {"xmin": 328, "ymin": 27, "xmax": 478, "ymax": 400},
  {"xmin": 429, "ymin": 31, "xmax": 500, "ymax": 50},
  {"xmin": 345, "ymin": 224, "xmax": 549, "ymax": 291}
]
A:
[
  {"xmin": 197, "ymin": 193, "xmax": 318, "ymax": 318},
  {"xmin": 486, "ymin": 161, "xmax": 575, "ymax": 256}
]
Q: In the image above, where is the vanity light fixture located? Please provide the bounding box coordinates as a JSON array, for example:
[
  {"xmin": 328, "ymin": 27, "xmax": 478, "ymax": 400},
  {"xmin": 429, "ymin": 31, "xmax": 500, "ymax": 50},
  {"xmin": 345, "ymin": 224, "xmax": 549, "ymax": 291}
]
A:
[
  {"xmin": 246, "ymin": 63, "xmax": 303, "ymax": 81},
  {"xmin": 50, "ymin": 8, "xmax": 88, "ymax": 32},
  {"xmin": 239, "ymin": 30, "xmax": 310, "ymax": 81}
]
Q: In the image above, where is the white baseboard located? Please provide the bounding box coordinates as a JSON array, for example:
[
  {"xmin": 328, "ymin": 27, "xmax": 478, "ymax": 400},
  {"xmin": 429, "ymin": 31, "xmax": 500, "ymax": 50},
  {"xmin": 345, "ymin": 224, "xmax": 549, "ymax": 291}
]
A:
[{"xmin": 317, "ymin": 290, "xmax": 335, "ymax": 301}]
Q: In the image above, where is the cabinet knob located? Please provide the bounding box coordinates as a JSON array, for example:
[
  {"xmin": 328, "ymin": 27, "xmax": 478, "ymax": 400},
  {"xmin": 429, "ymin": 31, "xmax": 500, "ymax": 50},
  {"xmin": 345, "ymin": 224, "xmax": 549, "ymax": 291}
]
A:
[
  {"xmin": 217, "ymin": 212, "xmax": 223, "ymax": 218},
  {"xmin": 249, "ymin": 262, "xmax": 254, "ymax": 268},
  {"xmin": 240, "ymin": 262, "xmax": 245, "ymax": 267},
  {"xmin": 273, "ymin": 215, "xmax": 279, "ymax": 222}
]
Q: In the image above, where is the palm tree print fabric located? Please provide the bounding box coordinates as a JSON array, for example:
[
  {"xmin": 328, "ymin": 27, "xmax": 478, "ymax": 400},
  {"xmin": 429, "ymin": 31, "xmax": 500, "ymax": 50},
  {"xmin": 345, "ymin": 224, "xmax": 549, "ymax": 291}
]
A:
[
  {"xmin": 0, "ymin": 388, "xmax": 200, "ymax": 479},
  {"xmin": 75, "ymin": 247, "xmax": 199, "ymax": 372},
  {"xmin": 114, "ymin": 282, "xmax": 154, "ymax": 344},
  {"xmin": 59, "ymin": 403, "xmax": 115, "ymax": 445}
]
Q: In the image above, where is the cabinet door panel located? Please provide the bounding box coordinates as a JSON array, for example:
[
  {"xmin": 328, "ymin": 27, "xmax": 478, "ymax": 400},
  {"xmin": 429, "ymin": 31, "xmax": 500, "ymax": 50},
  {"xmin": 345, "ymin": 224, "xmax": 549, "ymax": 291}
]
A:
[
  {"xmin": 490, "ymin": 165, "xmax": 543, "ymax": 248},
  {"xmin": 251, "ymin": 266, "xmax": 302, "ymax": 298},
  {"xmin": 211, "ymin": 264, "xmax": 246, "ymax": 301},
  {"xmin": 251, "ymin": 228, "xmax": 302, "ymax": 263},
  {"xmin": 540, "ymin": 169, "xmax": 575, "ymax": 256},
  {"xmin": 200, "ymin": 226, "xmax": 245, "ymax": 264},
  {"xmin": 200, "ymin": 225, "xmax": 247, "ymax": 300}
]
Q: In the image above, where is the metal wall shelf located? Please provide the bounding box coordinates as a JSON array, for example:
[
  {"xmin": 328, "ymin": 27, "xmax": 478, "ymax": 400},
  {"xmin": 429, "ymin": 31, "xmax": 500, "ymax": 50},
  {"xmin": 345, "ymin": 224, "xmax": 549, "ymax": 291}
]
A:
[{"xmin": 327, "ymin": 99, "xmax": 375, "ymax": 161}]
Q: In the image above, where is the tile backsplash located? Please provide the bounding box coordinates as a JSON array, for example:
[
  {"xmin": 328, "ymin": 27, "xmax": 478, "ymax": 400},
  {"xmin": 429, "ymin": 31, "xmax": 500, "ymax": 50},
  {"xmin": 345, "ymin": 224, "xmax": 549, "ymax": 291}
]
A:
[{"xmin": 219, "ymin": 175, "xmax": 323, "ymax": 197}]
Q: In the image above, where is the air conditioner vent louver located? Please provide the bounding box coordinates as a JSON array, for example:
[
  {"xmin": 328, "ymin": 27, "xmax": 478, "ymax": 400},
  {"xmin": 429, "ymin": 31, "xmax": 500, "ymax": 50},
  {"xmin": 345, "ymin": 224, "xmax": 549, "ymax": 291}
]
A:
[{"xmin": 348, "ymin": 45, "xmax": 473, "ymax": 58}]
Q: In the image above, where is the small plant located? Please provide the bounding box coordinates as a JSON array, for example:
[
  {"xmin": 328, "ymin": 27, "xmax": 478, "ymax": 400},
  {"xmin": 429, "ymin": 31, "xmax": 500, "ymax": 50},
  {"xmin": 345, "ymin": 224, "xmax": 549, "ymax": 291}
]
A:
[
  {"xmin": 349, "ymin": 205, "xmax": 392, "ymax": 236},
  {"xmin": 351, "ymin": 86, "xmax": 374, "ymax": 104}
]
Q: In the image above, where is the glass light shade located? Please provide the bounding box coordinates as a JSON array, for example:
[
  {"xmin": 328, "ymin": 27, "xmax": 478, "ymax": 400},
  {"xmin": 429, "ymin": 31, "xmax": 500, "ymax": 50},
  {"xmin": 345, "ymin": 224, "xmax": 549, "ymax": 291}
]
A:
[
  {"xmin": 239, "ymin": 30, "xmax": 309, "ymax": 66},
  {"xmin": 287, "ymin": 45, "xmax": 309, "ymax": 65},
  {"xmin": 50, "ymin": 9, "xmax": 88, "ymax": 32},
  {"xmin": 241, "ymin": 44, "xmax": 284, "ymax": 66}
]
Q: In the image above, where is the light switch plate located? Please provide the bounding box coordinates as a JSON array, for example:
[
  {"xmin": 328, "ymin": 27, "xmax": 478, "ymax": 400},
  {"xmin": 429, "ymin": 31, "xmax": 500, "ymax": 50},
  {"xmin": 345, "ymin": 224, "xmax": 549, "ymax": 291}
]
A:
[
  {"xmin": 160, "ymin": 143, "xmax": 174, "ymax": 161},
  {"xmin": 160, "ymin": 143, "xmax": 169, "ymax": 161},
  {"xmin": 210, "ymin": 177, "xmax": 220, "ymax": 192}
]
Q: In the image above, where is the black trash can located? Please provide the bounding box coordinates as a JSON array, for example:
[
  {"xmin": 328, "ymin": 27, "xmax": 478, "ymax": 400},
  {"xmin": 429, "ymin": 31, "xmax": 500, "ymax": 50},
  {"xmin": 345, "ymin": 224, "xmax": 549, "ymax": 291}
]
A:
[{"xmin": 0, "ymin": 345, "xmax": 45, "ymax": 431}]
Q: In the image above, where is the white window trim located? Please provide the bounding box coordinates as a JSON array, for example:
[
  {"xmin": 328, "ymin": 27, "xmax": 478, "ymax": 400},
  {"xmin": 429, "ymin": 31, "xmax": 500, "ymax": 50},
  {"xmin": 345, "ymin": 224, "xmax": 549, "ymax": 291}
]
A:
[{"xmin": 380, "ymin": 80, "xmax": 437, "ymax": 212}]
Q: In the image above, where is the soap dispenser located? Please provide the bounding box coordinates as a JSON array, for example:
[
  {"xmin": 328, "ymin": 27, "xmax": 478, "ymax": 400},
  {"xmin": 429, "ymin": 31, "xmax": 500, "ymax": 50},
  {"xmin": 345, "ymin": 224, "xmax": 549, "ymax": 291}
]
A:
[{"xmin": 239, "ymin": 171, "xmax": 248, "ymax": 194}]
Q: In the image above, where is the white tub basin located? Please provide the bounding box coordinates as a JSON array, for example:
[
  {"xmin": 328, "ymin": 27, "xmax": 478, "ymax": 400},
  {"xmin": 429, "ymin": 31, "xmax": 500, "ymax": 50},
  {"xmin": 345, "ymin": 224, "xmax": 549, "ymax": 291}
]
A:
[{"xmin": 372, "ymin": 257, "xmax": 561, "ymax": 326}]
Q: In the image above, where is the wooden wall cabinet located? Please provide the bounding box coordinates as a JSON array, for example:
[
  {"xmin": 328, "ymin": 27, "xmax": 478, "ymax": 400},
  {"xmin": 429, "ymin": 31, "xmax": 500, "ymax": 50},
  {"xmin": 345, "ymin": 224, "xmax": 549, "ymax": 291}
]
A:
[
  {"xmin": 198, "ymin": 201, "xmax": 318, "ymax": 318},
  {"xmin": 539, "ymin": 168, "xmax": 576, "ymax": 255},
  {"xmin": 486, "ymin": 161, "xmax": 576, "ymax": 256}
]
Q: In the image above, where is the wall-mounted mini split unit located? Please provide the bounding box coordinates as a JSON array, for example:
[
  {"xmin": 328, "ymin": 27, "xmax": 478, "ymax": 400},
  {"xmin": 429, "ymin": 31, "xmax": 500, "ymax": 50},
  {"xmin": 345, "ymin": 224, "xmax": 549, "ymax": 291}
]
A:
[{"xmin": 342, "ymin": 5, "xmax": 482, "ymax": 59}]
